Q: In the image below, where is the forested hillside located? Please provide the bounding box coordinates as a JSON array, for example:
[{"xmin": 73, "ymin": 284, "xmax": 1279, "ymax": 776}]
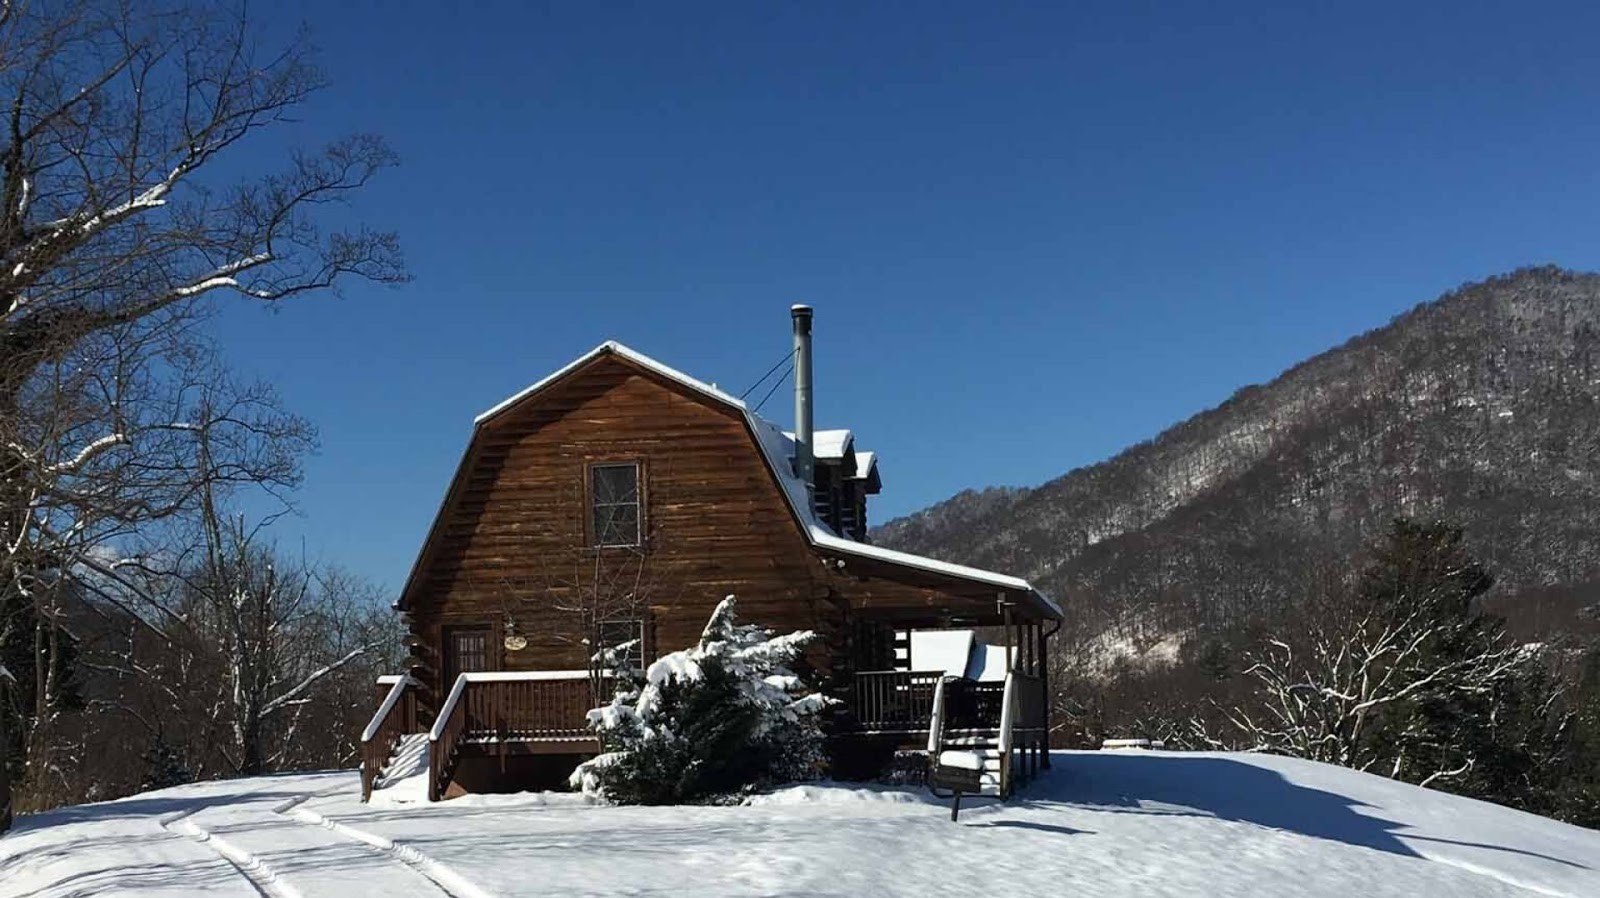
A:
[
  {"xmin": 876, "ymin": 267, "xmax": 1600, "ymax": 807},
  {"xmin": 879, "ymin": 266, "xmax": 1600, "ymax": 646}
]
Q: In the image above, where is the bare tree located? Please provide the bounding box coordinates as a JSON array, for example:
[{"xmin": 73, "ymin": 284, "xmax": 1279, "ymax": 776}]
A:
[
  {"xmin": 1200, "ymin": 521, "xmax": 1556, "ymax": 791},
  {"xmin": 2, "ymin": 318, "xmax": 317, "ymax": 808},
  {"xmin": 178, "ymin": 510, "xmax": 383, "ymax": 776},
  {"xmin": 0, "ymin": 0, "xmax": 403, "ymax": 566},
  {"xmin": 0, "ymin": 0, "xmax": 402, "ymax": 822}
]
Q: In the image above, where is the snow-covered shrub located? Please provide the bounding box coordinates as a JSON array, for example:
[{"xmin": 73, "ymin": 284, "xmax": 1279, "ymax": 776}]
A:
[
  {"xmin": 880, "ymin": 750, "xmax": 930, "ymax": 786},
  {"xmin": 571, "ymin": 596, "xmax": 833, "ymax": 804}
]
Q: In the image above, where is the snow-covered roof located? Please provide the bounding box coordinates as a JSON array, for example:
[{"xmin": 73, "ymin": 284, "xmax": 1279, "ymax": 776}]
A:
[
  {"xmin": 458, "ymin": 341, "xmax": 1060, "ymax": 620},
  {"xmin": 849, "ymin": 450, "xmax": 877, "ymax": 480},
  {"xmin": 476, "ymin": 341, "xmax": 745, "ymax": 425},
  {"xmin": 908, "ymin": 630, "xmax": 973, "ymax": 677},
  {"xmin": 742, "ymin": 414, "xmax": 1057, "ymax": 614},
  {"xmin": 812, "ymin": 429, "xmax": 853, "ymax": 460}
]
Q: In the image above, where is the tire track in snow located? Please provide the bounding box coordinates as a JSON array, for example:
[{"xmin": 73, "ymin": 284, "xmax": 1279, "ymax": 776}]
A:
[
  {"xmin": 158, "ymin": 806, "xmax": 304, "ymax": 898},
  {"xmin": 272, "ymin": 795, "xmax": 496, "ymax": 898}
]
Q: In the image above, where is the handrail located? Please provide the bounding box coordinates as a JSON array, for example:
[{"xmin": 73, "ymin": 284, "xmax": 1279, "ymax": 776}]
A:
[
  {"xmin": 997, "ymin": 671, "xmax": 1018, "ymax": 798},
  {"xmin": 360, "ymin": 675, "xmax": 417, "ymax": 802},
  {"xmin": 925, "ymin": 676, "xmax": 948, "ymax": 753},
  {"xmin": 363, "ymin": 675, "xmax": 416, "ymax": 742},
  {"xmin": 941, "ymin": 677, "xmax": 1004, "ymax": 731},
  {"xmin": 429, "ymin": 669, "xmax": 601, "ymax": 741},
  {"xmin": 430, "ymin": 673, "xmax": 472, "ymax": 741},
  {"xmin": 428, "ymin": 674, "xmax": 470, "ymax": 801},
  {"xmin": 427, "ymin": 670, "xmax": 609, "ymax": 801}
]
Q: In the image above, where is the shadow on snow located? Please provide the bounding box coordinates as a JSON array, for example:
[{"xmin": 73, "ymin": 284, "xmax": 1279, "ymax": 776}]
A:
[{"xmin": 1022, "ymin": 753, "xmax": 1588, "ymax": 870}]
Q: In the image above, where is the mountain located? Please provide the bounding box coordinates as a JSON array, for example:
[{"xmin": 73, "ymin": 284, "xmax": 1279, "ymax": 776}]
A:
[
  {"xmin": 7, "ymin": 754, "xmax": 1599, "ymax": 897},
  {"xmin": 875, "ymin": 266, "xmax": 1600, "ymax": 658}
]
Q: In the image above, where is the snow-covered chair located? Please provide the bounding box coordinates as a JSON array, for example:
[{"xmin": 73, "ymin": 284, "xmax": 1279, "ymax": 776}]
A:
[{"xmin": 929, "ymin": 750, "xmax": 985, "ymax": 820}]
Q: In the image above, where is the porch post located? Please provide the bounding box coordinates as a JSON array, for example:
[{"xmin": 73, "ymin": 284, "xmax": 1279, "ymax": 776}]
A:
[
  {"xmin": 1001, "ymin": 595, "xmax": 1013, "ymax": 673},
  {"xmin": 1038, "ymin": 623, "xmax": 1052, "ymax": 769}
]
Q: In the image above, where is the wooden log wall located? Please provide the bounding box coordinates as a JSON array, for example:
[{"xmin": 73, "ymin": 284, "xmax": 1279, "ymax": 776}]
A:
[
  {"xmin": 395, "ymin": 351, "xmax": 1051, "ymax": 724},
  {"xmin": 401, "ymin": 356, "xmax": 846, "ymax": 713}
]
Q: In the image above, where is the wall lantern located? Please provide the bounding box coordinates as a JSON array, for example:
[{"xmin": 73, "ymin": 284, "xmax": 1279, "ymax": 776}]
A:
[{"xmin": 503, "ymin": 611, "xmax": 528, "ymax": 652}]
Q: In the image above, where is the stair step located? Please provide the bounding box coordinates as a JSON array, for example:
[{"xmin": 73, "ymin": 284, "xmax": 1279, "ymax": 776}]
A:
[{"xmin": 374, "ymin": 733, "xmax": 430, "ymax": 792}]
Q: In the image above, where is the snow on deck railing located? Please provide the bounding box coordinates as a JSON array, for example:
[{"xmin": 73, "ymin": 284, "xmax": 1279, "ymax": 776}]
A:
[
  {"xmin": 997, "ymin": 671, "xmax": 1018, "ymax": 797},
  {"xmin": 362, "ymin": 675, "xmax": 416, "ymax": 742},
  {"xmin": 376, "ymin": 674, "xmax": 406, "ymax": 686},
  {"xmin": 926, "ymin": 677, "xmax": 948, "ymax": 754},
  {"xmin": 427, "ymin": 670, "xmax": 607, "ymax": 742}
]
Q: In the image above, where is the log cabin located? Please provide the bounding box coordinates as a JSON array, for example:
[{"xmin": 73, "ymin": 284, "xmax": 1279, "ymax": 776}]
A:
[{"xmin": 361, "ymin": 307, "xmax": 1061, "ymax": 802}]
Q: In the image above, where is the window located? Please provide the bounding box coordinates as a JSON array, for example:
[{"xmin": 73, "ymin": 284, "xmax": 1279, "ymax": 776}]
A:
[
  {"xmin": 596, "ymin": 618, "xmax": 646, "ymax": 670},
  {"xmin": 589, "ymin": 462, "xmax": 642, "ymax": 547}
]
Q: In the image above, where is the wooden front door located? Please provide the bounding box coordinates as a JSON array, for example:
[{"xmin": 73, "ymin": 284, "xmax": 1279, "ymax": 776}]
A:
[{"xmin": 442, "ymin": 626, "xmax": 494, "ymax": 692}]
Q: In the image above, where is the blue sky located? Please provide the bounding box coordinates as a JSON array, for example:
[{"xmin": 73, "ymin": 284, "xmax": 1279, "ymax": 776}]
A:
[{"xmin": 209, "ymin": 1, "xmax": 1600, "ymax": 591}]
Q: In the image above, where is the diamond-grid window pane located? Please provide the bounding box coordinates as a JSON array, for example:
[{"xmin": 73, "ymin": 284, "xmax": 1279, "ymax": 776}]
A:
[{"xmin": 590, "ymin": 463, "xmax": 641, "ymax": 546}]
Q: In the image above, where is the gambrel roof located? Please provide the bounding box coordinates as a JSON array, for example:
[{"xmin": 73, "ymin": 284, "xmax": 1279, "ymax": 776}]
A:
[{"xmin": 397, "ymin": 341, "xmax": 1060, "ymax": 620}]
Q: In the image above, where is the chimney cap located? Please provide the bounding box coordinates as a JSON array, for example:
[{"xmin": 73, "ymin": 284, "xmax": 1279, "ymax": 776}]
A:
[{"xmin": 791, "ymin": 304, "xmax": 813, "ymax": 316}]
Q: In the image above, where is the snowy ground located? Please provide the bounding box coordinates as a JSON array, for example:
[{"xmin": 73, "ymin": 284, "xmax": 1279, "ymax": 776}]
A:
[{"xmin": 4, "ymin": 751, "xmax": 1598, "ymax": 898}]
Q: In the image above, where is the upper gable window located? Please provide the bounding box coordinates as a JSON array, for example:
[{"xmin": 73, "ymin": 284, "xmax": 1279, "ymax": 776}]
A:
[{"xmin": 589, "ymin": 462, "xmax": 642, "ymax": 547}]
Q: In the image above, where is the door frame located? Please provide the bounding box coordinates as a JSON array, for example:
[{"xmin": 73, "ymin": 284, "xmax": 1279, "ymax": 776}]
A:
[{"xmin": 440, "ymin": 623, "xmax": 499, "ymax": 698}]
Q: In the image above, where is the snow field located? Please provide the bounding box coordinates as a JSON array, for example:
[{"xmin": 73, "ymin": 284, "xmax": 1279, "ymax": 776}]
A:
[{"xmin": 4, "ymin": 752, "xmax": 1598, "ymax": 898}]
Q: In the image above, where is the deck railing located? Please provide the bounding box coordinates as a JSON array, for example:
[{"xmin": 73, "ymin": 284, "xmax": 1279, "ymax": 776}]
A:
[
  {"xmin": 943, "ymin": 678, "xmax": 1006, "ymax": 731},
  {"xmin": 427, "ymin": 671, "xmax": 604, "ymax": 801},
  {"xmin": 853, "ymin": 668, "xmax": 1046, "ymax": 798},
  {"xmin": 1002, "ymin": 671, "xmax": 1047, "ymax": 796},
  {"xmin": 360, "ymin": 675, "xmax": 417, "ymax": 802},
  {"xmin": 1012, "ymin": 671, "xmax": 1046, "ymax": 734},
  {"xmin": 851, "ymin": 669, "xmax": 945, "ymax": 732}
]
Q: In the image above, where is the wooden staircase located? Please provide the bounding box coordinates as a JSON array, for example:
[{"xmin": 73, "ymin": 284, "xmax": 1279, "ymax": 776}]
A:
[
  {"xmin": 367, "ymin": 732, "xmax": 431, "ymax": 801},
  {"xmin": 361, "ymin": 676, "xmax": 419, "ymax": 802},
  {"xmin": 362, "ymin": 670, "xmax": 606, "ymax": 802},
  {"xmin": 925, "ymin": 671, "xmax": 1049, "ymax": 799},
  {"xmin": 935, "ymin": 730, "xmax": 1006, "ymax": 796}
]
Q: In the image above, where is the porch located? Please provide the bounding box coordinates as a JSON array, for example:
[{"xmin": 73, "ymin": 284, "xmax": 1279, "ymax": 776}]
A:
[
  {"xmin": 361, "ymin": 670, "xmax": 605, "ymax": 801},
  {"xmin": 362, "ymin": 606, "xmax": 1053, "ymax": 801},
  {"xmin": 364, "ymin": 668, "xmax": 1046, "ymax": 803},
  {"xmin": 833, "ymin": 594, "xmax": 1057, "ymax": 795},
  {"xmin": 840, "ymin": 665, "xmax": 1049, "ymax": 796}
]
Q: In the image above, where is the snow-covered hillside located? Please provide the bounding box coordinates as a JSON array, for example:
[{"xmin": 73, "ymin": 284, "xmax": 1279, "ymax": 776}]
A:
[{"xmin": 4, "ymin": 751, "xmax": 1597, "ymax": 898}]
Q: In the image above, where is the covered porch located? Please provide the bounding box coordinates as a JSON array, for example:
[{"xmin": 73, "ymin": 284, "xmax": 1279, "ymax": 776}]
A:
[
  {"xmin": 827, "ymin": 548, "xmax": 1061, "ymax": 796},
  {"xmin": 362, "ymin": 552, "xmax": 1060, "ymax": 802}
]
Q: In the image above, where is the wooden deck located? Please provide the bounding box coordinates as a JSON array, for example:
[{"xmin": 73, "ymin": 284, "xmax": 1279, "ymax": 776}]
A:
[
  {"xmin": 426, "ymin": 672, "xmax": 604, "ymax": 800},
  {"xmin": 363, "ymin": 666, "xmax": 1048, "ymax": 801},
  {"xmin": 360, "ymin": 672, "xmax": 606, "ymax": 802}
]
